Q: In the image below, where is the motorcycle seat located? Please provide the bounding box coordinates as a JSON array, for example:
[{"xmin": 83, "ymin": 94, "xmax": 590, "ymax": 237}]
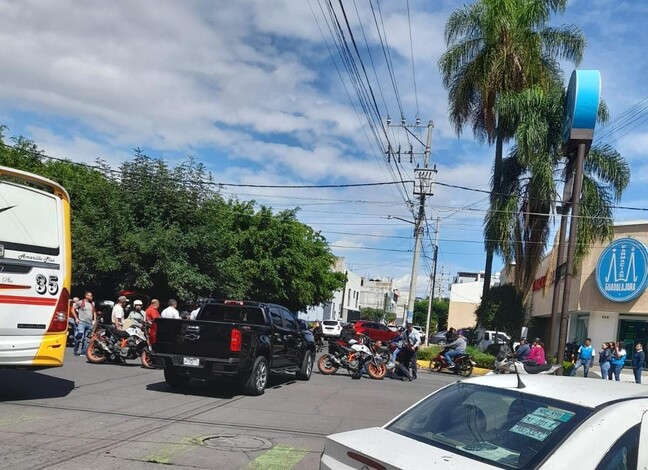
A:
[
  {"xmin": 523, "ymin": 363, "xmax": 551, "ymax": 374},
  {"xmin": 106, "ymin": 325, "xmax": 130, "ymax": 338}
]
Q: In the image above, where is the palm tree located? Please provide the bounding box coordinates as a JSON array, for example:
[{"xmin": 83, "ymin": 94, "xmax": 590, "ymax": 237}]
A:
[
  {"xmin": 438, "ymin": 0, "xmax": 586, "ymax": 297},
  {"xmin": 488, "ymin": 84, "xmax": 630, "ymax": 300}
]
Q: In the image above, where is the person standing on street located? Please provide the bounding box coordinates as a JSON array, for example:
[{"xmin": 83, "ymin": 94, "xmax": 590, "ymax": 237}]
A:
[
  {"xmin": 610, "ymin": 342, "xmax": 627, "ymax": 381},
  {"xmin": 145, "ymin": 299, "xmax": 161, "ymax": 323},
  {"xmin": 112, "ymin": 295, "xmax": 128, "ymax": 330},
  {"xmin": 632, "ymin": 343, "xmax": 645, "ymax": 384},
  {"xmin": 73, "ymin": 292, "xmax": 96, "ymax": 356},
  {"xmin": 403, "ymin": 322, "xmax": 421, "ymax": 379},
  {"xmin": 570, "ymin": 338, "xmax": 595, "ymax": 378},
  {"xmin": 161, "ymin": 299, "xmax": 181, "ymax": 319},
  {"xmin": 598, "ymin": 342, "xmax": 612, "ymax": 380}
]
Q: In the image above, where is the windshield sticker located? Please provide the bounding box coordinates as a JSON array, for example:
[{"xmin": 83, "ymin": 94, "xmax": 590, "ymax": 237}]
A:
[
  {"xmin": 532, "ymin": 407, "xmax": 574, "ymax": 423},
  {"xmin": 519, "ymin": 414, "xmax": 560, "ymax": 431},
  {"xmin": 510, "ymin": 423, "xmax": 551, "ymax": 442},
  {"xmin": 510, "ymin": 407, "xmax": 574, "ymax": 442}
]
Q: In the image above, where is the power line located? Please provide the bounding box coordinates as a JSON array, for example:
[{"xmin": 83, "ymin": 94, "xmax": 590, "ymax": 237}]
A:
[{"xmin": 405, "ymin": 0, "xmax": 419, "ymax": 118}]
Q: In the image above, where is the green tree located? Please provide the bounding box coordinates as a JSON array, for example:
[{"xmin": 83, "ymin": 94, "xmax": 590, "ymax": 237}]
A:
[
  {"xmin": 360, "ymin": 307, "xmax": 386, "ymax": 322},
  {"xmin": 413, "ymin": 298, "xmax": 449, "ymax": 331},
  {"xmin": 0, "ymin": 128, "xmax": 346, "ymax": 310},
  {"xmin": 438, "ymin": 0, "xmax": 585, "ymax": 296},
  {"xmin": 489, "ymin": 85, "xmax": 630, "ymax": 300},
  {"xmin": 475, "ymin": 284, "xmax": 524, "ymax": 335}
]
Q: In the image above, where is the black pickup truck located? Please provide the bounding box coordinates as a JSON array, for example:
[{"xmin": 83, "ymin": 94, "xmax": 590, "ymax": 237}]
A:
[{"xmin": 149, "ymin": 300, "xmax": 315, "ymax": 395}]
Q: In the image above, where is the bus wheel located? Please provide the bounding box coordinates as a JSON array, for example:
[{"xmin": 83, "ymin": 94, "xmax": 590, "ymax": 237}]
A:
[{"xmin": 86, "ymin": 342, "xmax": 108, "ymax": 364}]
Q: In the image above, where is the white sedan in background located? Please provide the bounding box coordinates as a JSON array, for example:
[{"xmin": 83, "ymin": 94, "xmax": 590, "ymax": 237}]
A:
[
  {"xmin": 321, "ymin": 320, "xmax": 344, "ymax": 338},
  {"xmin": 321, "ymin": 374, "xmax": 648, "ymax": 469}
]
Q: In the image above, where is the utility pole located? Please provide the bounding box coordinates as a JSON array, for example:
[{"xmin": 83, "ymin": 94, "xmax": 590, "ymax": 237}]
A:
[
  {"xmin": 425, "ymin": 217, "xmax": 440, "ymax": 345},
  {"xmin": 387, "ymin": 118, "xmax": 435, "ymax": 326}
]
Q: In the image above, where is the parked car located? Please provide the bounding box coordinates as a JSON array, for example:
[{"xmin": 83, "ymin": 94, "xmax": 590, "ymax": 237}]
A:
[
  {"xmin": 321, "ymin": 320, "xmax": 344, "ymax": 338},
  {"xmin": 150, "ymin": 300, "xmax": 315, "ymax": 396},
  {"xmin": 412, "ymin": 325, "xmax": 426, "ymax": 343},
  {"xmin": 321, "ymin": 374, "xmax": 648, "ymax": 469},
  {"xmin": 428, "ymin": 330, "xmax": 448, "ymax": 345},
  {"xmin": 351, "ymin": 321, "xmax": 399, "ymax": 343}
]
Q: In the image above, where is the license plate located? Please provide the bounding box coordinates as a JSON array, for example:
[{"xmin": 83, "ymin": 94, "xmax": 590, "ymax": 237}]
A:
[{"xmin": 183, "ymin": 357, "xmax": 200, "ymax": 367}]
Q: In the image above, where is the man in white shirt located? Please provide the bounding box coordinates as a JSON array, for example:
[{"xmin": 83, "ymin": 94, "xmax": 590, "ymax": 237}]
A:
[
  {"xmin": 112, "ymin": 295, "xmax": 128, "ymax": 330},
  {"xmin": 161, "ymin": 299, "xmax": 181, "ymax": 319}
]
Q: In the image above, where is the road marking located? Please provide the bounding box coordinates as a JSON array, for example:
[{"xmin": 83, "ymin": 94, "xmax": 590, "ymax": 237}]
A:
[
  {"xmin": 246, "ymin": 445, "xmax": 309, "ymax": 470},
  {"xmin": 0, "ymin": 414, "xmax": 39, "ymax": 426},
  {"xmin": 142, "ymin": 437, "xmax": 198, "ymax": 464}
]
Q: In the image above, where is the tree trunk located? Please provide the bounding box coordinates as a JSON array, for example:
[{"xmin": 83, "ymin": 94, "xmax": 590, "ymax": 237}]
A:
[{"xmin": 482, "ymin": 122, "xmax": 504, "ymax": 298}]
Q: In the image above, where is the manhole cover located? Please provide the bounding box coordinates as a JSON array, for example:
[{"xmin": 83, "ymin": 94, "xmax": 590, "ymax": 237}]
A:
[{"xmin": 202, "ymin": 435, "xmax": 272, "ymax": 451}]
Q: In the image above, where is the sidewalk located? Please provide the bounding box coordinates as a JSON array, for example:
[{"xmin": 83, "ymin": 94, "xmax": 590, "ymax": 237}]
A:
[{"xmin": 570, "ymin": 367, "xmax": 647, "ymax": 384}]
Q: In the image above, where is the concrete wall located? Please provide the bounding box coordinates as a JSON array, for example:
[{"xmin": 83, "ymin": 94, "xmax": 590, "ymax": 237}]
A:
[{"xmin": 448, "ymin": 301, "xmax": 479, "ymax": 329}]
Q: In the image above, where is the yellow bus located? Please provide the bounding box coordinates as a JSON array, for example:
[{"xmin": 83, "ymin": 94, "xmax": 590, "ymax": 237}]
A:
[{"xmin": 0, "ymin": 165, "xmax": 71, "ymax": 368}]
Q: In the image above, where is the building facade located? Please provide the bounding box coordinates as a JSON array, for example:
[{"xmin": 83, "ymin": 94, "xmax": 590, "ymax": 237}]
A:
[
  {"xmin": 528, "ymin": 221, "xmax": 648, "ymax": 365},
  {"xmin": 446, "ymin": 272, "xmax": 501, "ymax": 329}
]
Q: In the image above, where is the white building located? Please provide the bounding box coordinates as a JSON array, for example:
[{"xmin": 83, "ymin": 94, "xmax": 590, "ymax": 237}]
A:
[{"xmin": 446, "ymin": 271, "xmax": 500, "ymax": 329}]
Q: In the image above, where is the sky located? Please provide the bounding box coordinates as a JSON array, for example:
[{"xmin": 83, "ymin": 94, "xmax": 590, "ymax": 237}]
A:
[{"xmin": 1, "ymin": 0, "xmax": 647, "ymax": 297}]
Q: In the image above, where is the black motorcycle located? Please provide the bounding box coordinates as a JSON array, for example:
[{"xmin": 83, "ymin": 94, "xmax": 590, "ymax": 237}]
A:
[
  {"xmin": 86, "ymin": 322, "xmax": 152, "ymax": 367},
  {"xmin": 317, "ymin": 335, "xmax": 387, "ymax": 379},
  {"xmin": 565, "ymin": 339, "xmax": 580, "ymax": 363}
]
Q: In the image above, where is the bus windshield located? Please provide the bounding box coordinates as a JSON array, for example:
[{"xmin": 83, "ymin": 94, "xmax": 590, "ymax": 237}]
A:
[{"xmin": 1, "ymin": 181, "xmax": 60, "ymax": 254}]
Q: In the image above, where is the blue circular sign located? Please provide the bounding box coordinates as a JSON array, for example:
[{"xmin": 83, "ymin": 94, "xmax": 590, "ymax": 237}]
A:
[
  {"xmin": 563, "ymin": 70, "xmax": 601, "ymax": 145},
  {"xmin": 595, "ymin": 238, "xmax": 648, "ymax": 302}
]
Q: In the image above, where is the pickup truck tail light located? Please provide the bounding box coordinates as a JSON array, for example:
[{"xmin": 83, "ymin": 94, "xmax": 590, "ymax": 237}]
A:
[
  {"xmin": 149, "ymin": 321, "xmax": 158, "ymax": 345},
  {"xmin": 230, "ymin": 328, "xmax": 242, "ymax": 352}
]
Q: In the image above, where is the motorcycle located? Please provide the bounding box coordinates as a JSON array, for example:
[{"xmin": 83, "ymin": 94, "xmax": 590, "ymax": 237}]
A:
[
  {"xmin": 317, "ymin": 334, "xmax": 387, "ymax": 379},
  {"xmin": 86, "ymin": 321, "xmax": 154, "ymax": 368},
  {"xmin": 564, "ymin": 339, "xmax": 580, "ymax": 363},
  {"xmin": 491, "ymin": 353, "xmax": 560, "ymax": 375},
  {"xmin": 428, "ymin": 347, "xmax": 476, "ymax": 377}
]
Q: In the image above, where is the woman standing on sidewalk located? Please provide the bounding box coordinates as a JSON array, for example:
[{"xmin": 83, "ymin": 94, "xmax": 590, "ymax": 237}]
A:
[
  {"xmin": 610, "ymin": 342, "xmax": 627, "ymax": 381},
  {"xmin": 598, "ymin": 343, "xmax": 612, "ymax": 380}
]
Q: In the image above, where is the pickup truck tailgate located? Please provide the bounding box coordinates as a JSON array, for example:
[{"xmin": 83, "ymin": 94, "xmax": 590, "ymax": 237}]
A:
[{"xmin": 154, "ymin": 319, "xmax": 234, "ymax": 359}]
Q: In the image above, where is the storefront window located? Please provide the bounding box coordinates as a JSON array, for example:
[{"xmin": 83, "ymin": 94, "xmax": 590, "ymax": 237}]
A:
[{"xmin": 618, "ymin": 320, "xmax": 648, "ymax": 365}]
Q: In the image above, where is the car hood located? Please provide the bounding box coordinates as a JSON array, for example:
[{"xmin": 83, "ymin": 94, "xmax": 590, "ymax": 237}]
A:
[{"xmin": 322, "ymin": 427, "xmax": 499, "ymax": 470}]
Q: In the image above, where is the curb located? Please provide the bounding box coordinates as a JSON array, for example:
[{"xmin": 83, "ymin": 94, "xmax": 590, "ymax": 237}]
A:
[{"xmin": 416, "ymin": 360, "xmax": 491, "ymax": 376}]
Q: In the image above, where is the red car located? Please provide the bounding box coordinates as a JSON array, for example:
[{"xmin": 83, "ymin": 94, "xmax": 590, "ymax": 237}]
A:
[{"xmin": 351, "ymin": 321, "xmax": 400, "ymax": 343}]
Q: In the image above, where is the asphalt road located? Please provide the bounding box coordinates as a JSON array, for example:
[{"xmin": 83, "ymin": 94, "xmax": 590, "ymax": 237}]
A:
[{"xmin": 0, "ymin": 349, "xmax": 458, "ymax": 470}]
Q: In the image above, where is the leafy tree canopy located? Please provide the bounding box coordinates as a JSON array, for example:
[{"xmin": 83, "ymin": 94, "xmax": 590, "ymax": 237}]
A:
[
  {"xmin": 0, "ymin": 129, "xmax": 345, "ymax": 312},
  {"xmin": 475, "ymin": 284, "xmax": 524, "ymax": 336}
]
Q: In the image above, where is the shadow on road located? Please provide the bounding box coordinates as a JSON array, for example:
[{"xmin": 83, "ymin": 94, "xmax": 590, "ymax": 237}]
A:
[
  {"xmin": 0, "ymin": 369, "xmax": 74, "ymax": 401},
  {"xmin": 146, "ymin": 373, "xmax": 301, "ymax": 399}
]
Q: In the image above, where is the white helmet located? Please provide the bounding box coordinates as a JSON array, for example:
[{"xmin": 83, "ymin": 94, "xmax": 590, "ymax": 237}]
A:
[{"xmin": 133, "ymin": 300, "xmax": 143, "ymax": 306}]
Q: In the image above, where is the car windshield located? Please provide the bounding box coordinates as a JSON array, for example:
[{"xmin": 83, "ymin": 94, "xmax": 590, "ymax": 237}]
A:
[
  {"xmin": 386, "ymin": 382, "xmax": 590, "ymax": 469},
  {"xmin": 323, "ymin": 321, "xmax": 339, "ymax": 326}
]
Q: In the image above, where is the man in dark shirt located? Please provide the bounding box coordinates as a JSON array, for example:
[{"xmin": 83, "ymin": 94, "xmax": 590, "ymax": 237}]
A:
[
  {"xmin": 515, "ymin": 338, "xmax": 530, "ymax": 361},
  {"xmin": 632, "ymin": 343, "xmax": 645, "ymax": 384}
]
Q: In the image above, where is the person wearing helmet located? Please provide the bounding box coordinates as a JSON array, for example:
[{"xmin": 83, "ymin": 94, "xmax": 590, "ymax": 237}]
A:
[{"xmin": 128, "ymin": 299, "xmax": 145, "ymax": 325}]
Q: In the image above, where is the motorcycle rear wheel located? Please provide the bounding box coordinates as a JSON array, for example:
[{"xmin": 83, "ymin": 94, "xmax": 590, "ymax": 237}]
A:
[
  {"xmin": 317, "ymin": 355, "xmax": 339, "ymax": 375},
  {"xmin": 457, "ymin": 359, "xmax": 473, "ymax": 377},
  {"xmin": 367, "ymin": 362, "xmax": 387, "ymax": 380},
  {"xmin": 86, "ymin": 340, "xmax": 108, "ymax": 364}
]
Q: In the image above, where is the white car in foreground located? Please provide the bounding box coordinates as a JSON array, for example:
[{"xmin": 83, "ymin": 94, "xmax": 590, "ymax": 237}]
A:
[{"xmin": 321, "ymin": 374, "xmax": 648, "ymax": 469}]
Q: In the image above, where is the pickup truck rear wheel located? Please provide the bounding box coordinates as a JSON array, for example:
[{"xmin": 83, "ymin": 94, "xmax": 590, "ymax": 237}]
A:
[
  {"xmin": 297, "ymin": 351, "xmax": 314, "ymax": 381},
  {"xmin": 164, "ymin": 369, "xmax": 190, "ymax": 388},
  {"xmin": 243, "ymin": 356, "xmax": 268, "ymax": 396}
]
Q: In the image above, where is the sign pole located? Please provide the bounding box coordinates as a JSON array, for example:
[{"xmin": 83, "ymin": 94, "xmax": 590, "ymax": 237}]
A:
[{"xmin": 556, "ymin": 142, "xmax": 587, "ymax": 370}]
